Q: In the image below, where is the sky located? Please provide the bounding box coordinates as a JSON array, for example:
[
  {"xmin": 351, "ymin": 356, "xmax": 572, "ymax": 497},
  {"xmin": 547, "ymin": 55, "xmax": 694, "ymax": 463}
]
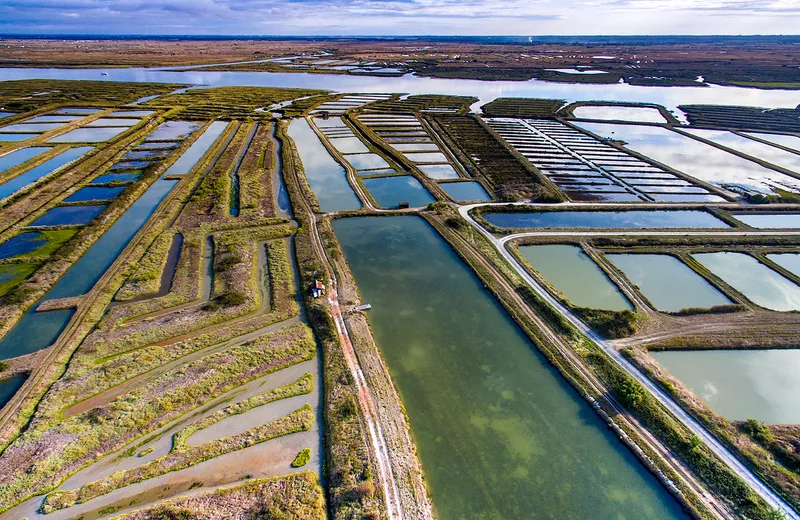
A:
[{"xmin": 1, "ymin": 0, "xmax": 799, "ymax": 35}]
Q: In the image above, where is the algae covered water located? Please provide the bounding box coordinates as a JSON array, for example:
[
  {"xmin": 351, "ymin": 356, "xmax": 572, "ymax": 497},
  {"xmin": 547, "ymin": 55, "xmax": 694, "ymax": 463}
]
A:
[{"xmin": 333, "ymin": 216, "xmax": 685, "ymax": 520}]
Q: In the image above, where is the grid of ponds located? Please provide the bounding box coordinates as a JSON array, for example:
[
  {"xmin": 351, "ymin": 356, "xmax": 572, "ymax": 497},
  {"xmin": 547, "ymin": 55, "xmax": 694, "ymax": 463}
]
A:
[
  {"xmin": 310, "ymin": 94, "xmax": 392, "ymax": 115},
  {"xmin": 486, "ymin": 118, "xmax": 722, "ymax": 203},
  {"xmin": 0, "ymin": 146, "xmax": 50, "ymax": 174},
  {"xmin": 0, "ymin": 146, "xmax": 94, "ymax": 201},
  {"xmin": 312, "ymin": 117, "xmax": 399, "ymax": 177},
  {"xmin": 575, "ymin": 122, "xmax": 800, "ymax": 197},
  {"xmin": 683, "ymin": 129, "xmax": 800, "ymax": 174},
  {"xmin": 32, "ymin": 108, "xmax": 153, "ymax": 144},
  {"xmin": 357, "ymin": 113, "xmax": 461, "ymax": 179}
]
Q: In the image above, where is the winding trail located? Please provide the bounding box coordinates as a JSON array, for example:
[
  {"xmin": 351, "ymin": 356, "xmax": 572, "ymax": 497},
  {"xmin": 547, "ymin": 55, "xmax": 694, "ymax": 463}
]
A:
[{"xmin": 459, "ymin": 202, "xmax": 800, "ymax": 519}]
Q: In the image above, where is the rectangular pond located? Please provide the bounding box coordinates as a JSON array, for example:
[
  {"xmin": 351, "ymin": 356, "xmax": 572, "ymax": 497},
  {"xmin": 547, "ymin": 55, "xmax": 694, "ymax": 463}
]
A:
[
  {"xmin": 440, "ymin": 181, "xmax": 491, "ymax": 202},
  {"xmin": 0, "ymin": 146, "xmax": 50, "ymax": 174},
  {"xmin": 90, "ymin": 173, "xmax": 141, "ymax": 185},
  {"xmin": 63, "ymin": 186, "xmax": 127, "ymax": 203},
  {"xmin": 417, "ymin": 163, "xmax": 460, "ymax": 180},
  {"xmin": 693, "ymin": 252, "xmax": 800, "ymax": 311},
  {"xmin": 606, "ymin": 254, "xmax": 730, "ymax": 312},
  {"xmin": 0, "ymin": 123, "xmax": 64, "ymax": 133},
  {"xmin": 652, "ymin": 349, "xmax": 800, "ymax": 424},
  {"xmin": 572, "ymin": 105, "xmax": 667, "ymax": 123},
  {"xmin": 145, "ymin": 121, "xmax": 201, "ymax": 141},
  {"xmin": 0, "ymin": 147, "xmax": 93, "ymax": 201},
  {"xmin": 328, "ymin": 136, "xmax": 369, "ymax": 154},
  {"xmin": 743, "ymin": 132, "xmax": 800, "ymax": 153},
  {"xmin": 343, "ymin": 153, "xmax": 391, "ymax": 170},
  {"xmin": 0, "ymin": 230, "xmax": 73, "ymax": 260},
  {"xmin": 732, "ymin": 213, "xmax": 800, "ymax": 229},
  {"xmin": 24, "ymin": 115, "xmax": 82, "ymax": 124},
  {"xmin": 574, "ymin": 122, "xmax": 800, "ymax": 196},
  {"xmin": 48, "ymin": 127, "xmax": 129, "ymax": 143},
  {"xmin": 766, "ymin": 253, "xmax": 800, "ymax": 277},
  {"xmin": 684, "ymin": 129, "xmax": 800, "ymax": 174},
  {"xmin": 30, "ymin": 204, "xmax": 106, "ymax": 227},
  {"xmin": 404, "ymin": 151, "xmax": 449, "ymax": 163},
  {"xmin": 362, "ymin": 176, "xmax": 435, "ymax": 209},
  {"xmin": 333, "ymin": 216, "xmax": 685, "ymax": 519},
  {"xmin": 287, "ymin": 119, "xmax": 361, "ymax": 212},
  {"xmin": 85, "ymin": 118, "xmax": 141, "ymax": 128},
  {"xmin": 483, "ymin": 210, "xmax": 728, "ymax": 230},
  {"xmin": 519, "ymin": 244, "xmax": 632, "ymax": 310},
  {"xmin": 163, "ymin": 121, "xmax": 228, "ymax": 175},
  {"xmin": 0, "ymin": 134, "xmax": 38, "ymax": 142}
]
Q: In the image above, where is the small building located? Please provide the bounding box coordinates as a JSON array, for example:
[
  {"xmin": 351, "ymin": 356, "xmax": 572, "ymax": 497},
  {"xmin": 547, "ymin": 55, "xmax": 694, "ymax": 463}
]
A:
[{"xmin": 310, "ymin": 279, "xmax": 326, "ymax": 298}]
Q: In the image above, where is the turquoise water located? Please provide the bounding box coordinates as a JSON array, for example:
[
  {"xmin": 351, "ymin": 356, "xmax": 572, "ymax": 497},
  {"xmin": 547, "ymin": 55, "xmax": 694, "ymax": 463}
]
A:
[
  {"xmin": 440, "ymin": 181, "xmax": 491, "ymax": 201},
  {"xmin": 163, "ymin": 121, "xmax": 228, "ymax": 175},
  {"xmin": 607, "ymin": 254, "xmax": 730, "ymax": 312},
  {"xmin": 693, "ymin": 252, "xmax": 800, "ymax": 311},
  {"xmin": 31, "ymin": 205, "xmax": 106, "ymax": 227},
  {"xmin": 653, "ymin": 349, "xmax": 800, "ymax": 424},
  {"xmin": 0, "ymin": 147, "xmax": 93, "ymax": 200},
  {"xmin": 519, "ymin": 244, "xmax": 633, "ymax": 310},
  {"xmin": 145, "ymin": 121, "xmax": 201, "ymax": 141},
  {"xmin": 334, "ymin": 216, "xmax": 685, "ymax": 520},
  {"xmin": 362, "ymin": 176, "xmax": 435, "ymax": 208},
  {"xmin": 287, "ymin": 119, "xmax": 361, "ymax": 212},
  {"xmin": 0, "ymin": 147, "xmax": 49, "ymax": 174},
  {"xmin": 484, "ymin": 210, "xmax": 728, "ymax": 229},
  {"xmin": 0, "ymin": 374, "xmax": 26, "ymax": 408}
]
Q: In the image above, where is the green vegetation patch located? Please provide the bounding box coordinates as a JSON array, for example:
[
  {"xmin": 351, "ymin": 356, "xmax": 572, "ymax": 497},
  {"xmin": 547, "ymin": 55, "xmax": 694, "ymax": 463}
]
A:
[
  {"xmin": 110, "ymin": 471, "xmax": 326, "ymax": 520},
  {"xmin": 42, "ymin": 405, "xmax": 314, "ymax": 512},
  {"xmin": 0, "ymin": 263, "xmax": 40, "ymax": 297},
  {"xmin": 292, "ymin": 448, "xmax": 312, "ymax": 468},
  {"xmin": 0, "ymin": 79, "xmax": 182, "ymax": 112}
]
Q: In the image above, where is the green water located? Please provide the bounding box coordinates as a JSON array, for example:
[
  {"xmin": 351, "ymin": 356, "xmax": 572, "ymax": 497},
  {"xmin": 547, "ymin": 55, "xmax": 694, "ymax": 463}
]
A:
[
  {"xmin": 653, "ymin": 349, "xmax": 800, "ymax": 424},
  {"xmin": 607, "ymin": 254, "xmax": 730, "ymax": 312},
  {"xmin": 693, "ymin": 252, "xmax": 800, "ymax": 311},
  {"xmin": 333, "ymin": 216, "xmax": 684, "ymax": 520},
  {"xmin": 519, "ymin": 244, "xmax": 633, "ymax": 311}
]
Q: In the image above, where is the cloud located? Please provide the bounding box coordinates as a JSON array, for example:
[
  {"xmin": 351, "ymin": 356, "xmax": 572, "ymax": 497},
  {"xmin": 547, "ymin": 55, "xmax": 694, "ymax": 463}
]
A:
[{"xmin": 0, "ymin": 0, "xmax": 798, "ymax": 33}]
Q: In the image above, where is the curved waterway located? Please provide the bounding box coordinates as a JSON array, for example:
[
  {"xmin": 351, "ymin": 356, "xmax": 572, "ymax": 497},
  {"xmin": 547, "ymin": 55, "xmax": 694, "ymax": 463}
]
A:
[
  {"xmin": 1, "ymin": 67, "xmax": 799, "ymax": 113},
  {"xmin": 333, "ymin": 216, "xmax": 685, "ymax": 519}
]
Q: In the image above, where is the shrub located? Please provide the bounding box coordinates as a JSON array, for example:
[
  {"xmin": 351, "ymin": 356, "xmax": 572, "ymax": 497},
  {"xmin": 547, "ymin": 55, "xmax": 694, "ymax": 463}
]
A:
[
  {"xmin": 292, "ymin": 448, "xmax": 311, "ymax": 468},
  {"xmin": 217, "ymin": 291, "xmax": 247, "ymax": 307},
  {"xmin": 0, "ymin": 361, "xmax": 8, "ymax": 373},
  {"xmin": 741, "ymin": 418, "xmax": 775, "ymax": 444}
]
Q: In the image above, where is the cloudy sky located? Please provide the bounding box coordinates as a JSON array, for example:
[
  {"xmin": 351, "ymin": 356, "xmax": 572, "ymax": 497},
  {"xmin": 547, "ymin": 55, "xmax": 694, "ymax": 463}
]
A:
[{"xmin": 1, "ymin": 0, "xmax": 799, "ymax": 35}]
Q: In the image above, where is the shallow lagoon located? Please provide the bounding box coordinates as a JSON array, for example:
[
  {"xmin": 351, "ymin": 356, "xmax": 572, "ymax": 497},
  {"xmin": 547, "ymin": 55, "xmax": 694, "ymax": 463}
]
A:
[
  {"xmin": 693, "ymin": 252, "xmax": 800, "ymax": 311},
  {"xmin": 343, "ymin": 153, "xmax": 391, "ymax": 170},
  {"xmin": 607, "ymin": 254, "xmax": 730, "ymax": 312},
  {"xmin": 0, "ymin": 374, "xmax": 26, "ymax": 408},
  {"xmin": 362, "ymin": 176, "xmax": 434, "ymax": 208},
  {"xmin": 0, "ymin": 134, "xmax": 38, "ymax": 142},
  {"xmin": 572, "ymin": 105, "xmax": 667, "ymax": 123},
  {"xmin": 766, "ymin": 253, "xmax": 800, "ymax": 278},
  {"xmin": 653, "ymin": 349, "xmax": 800, "ymax": 424},
  {"xmin": 417, "ymin": 163, "xmax": 460, "ymax": 180},
  {"xmin": 90, "ymin": 173, "xmax": 141, "ymax": 184},
  {"xmin": 0, "ymin": 232, "xmax": 48, "ymax": 259},
  {"xmin": 484, "ymin": 210, "xmax": 728, "ymax": 229},
  {"xmin": 288, "ymin": 119, "xmax": 361, "ymax": 212},
  {"xmin": 145, "ymin": 121, "xmax": 201, "ymax": 141},
  {"xmin": 519, "ymin": 244, "xmax": 632, "ymax": 310},
  {"xmin": 334, "ymin": 216, "xmax": 684, "ymax": 519}
]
